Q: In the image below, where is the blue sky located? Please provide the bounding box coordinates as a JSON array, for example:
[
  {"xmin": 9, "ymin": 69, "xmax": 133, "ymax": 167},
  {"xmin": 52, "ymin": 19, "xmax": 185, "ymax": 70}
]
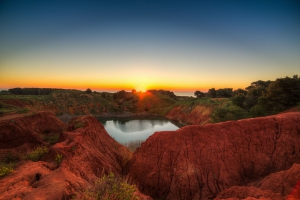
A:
[{"xmin": 0, "ymin": 0, "xmax": 299, "ymax": 92}]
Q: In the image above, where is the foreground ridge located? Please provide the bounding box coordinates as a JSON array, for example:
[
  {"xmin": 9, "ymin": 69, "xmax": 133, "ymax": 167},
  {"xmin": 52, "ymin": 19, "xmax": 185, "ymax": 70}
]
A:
[{"xmin": 126, "ymin": 112, "xmax": 300, "ymax": 199}]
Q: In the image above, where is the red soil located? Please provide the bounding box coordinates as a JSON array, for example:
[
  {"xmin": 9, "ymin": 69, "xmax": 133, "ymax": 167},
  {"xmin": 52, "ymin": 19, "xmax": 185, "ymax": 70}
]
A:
[
  {"xmin": 0, "ymin": 112, "xmax": 136, "ymax": 200},
  {"xmin": 126, "ymin": 112, "xmax": 300, "ymax": 199},
  {"xmin": 1, "ymin": 111, "xmax": 299, "ymax": 200},
  {"xmin": 166, "ymin": 105, "xmax": 213, "ymax": 125},
  {"xmin": 0, "ymin": 99, "xmax": 31, "ymax": 108}
]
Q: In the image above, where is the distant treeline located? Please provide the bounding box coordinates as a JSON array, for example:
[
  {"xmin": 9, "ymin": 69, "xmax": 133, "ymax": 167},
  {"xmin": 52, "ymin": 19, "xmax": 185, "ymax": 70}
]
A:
[
  {"xmin": 194, "ymin": 75, "xmax": 300, "ymax": 122},
  {"xmin": 8, "ymin": 88, "xmax": 61, "ymax": 95}
]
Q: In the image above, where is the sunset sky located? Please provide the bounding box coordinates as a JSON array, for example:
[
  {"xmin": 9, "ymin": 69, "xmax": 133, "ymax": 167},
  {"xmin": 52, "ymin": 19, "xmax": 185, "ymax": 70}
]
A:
[{"xmin": 0, "ymin": 0, "xmax": 299, "ymax": 93}]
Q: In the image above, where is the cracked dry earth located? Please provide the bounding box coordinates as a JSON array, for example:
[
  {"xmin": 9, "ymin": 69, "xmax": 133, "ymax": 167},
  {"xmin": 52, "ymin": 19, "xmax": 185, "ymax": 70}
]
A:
[{"xmin": 126, "ymin": 112, "xmax": 300, "ymax": 200}]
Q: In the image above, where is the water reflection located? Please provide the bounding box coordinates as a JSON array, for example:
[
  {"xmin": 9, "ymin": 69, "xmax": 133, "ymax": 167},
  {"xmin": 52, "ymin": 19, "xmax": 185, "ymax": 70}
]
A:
[{"xmin": 98, "ymin": 116, "xmax": 180, "ymax": 143}]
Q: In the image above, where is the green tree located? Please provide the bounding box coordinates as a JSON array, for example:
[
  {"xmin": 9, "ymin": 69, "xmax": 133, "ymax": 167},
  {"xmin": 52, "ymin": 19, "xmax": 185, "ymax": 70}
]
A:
[
  {"xmin": 260, "ymin": 75, "xmax": 300, "ymax": 112},
  {"xmin": 232, "ymin": 93, "xmax": 246, "ymax": 108}
]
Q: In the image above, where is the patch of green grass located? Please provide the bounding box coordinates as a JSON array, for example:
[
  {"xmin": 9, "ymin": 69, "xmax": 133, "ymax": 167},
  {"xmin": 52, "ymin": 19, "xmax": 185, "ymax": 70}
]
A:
[{"xmin": 23, "ymin": 146, "xmax": 49, "ymax": 161}]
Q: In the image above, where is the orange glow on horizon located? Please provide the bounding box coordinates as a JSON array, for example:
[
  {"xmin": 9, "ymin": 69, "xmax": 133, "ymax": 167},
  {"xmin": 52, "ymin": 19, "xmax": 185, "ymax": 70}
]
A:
[{"xmin": 0, "ymin": 70, "xmax": 249, "ymax": 93}]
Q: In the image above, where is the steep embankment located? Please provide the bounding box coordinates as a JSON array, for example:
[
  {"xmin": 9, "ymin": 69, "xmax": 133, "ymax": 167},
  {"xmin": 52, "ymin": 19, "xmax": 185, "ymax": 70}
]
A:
[
  {"xmin": 0, "ymin": 112, "xmax": 134, "ymax": 200},
  {"xmin": 126, "ymin": 112, "xmax": 300, "ymax": 199},
  {"xmin": 0, "ymin": 111, "xmax": 65, "ymax": 150},
  {"xmin": 165, "ymin": 98, "xmax": 228, "ymax": 126},
  {"xmin": 166, "ymin": 105, "xmax": 213, "ymax": 125}
]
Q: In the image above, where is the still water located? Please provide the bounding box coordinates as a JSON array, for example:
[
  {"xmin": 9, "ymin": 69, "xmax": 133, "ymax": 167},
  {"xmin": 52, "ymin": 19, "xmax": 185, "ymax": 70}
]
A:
[{"xmin": 98, "ymin": 116, "xmax": 181, "ymax": 143}]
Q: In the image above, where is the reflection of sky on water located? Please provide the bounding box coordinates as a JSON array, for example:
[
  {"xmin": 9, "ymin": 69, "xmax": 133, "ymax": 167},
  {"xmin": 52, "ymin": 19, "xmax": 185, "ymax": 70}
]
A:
[{"xmin": 102, "ymin": 118, "xmax": 178, "ymax": 143}]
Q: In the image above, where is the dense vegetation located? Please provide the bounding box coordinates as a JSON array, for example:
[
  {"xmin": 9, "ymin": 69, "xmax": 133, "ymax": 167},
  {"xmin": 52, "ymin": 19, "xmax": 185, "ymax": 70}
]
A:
[
  {"xmin": 1, "ymin": 75, "xmax": 299, "ymax": 124},
  {"xmin": 8, "ymin": 88, "xmax": 64, "ymax": 95},
  {"xmin": 195, "ymin": 75, "xmax": 300, "ymax": 122}
]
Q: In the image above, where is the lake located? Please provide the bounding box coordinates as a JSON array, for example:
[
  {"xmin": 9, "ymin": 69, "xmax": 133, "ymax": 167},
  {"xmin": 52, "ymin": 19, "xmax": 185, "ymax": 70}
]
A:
[{"xmin": 98, "ymin": 116, "xmax": 181, "ymax": 143}]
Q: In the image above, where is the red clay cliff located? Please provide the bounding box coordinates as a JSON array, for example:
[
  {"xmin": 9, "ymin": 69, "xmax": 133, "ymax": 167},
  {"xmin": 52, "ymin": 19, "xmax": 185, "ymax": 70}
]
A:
[
  {"xmin": 0, "ymin": 112, "xmax": 133, "ymax": 199},
  {"xmin": 126, "ymin": 112, "xmax": 300, "ymax": 199},
  {"xmin": 1, "ymin": 111, "xmax": 299, "ymax": 200}
]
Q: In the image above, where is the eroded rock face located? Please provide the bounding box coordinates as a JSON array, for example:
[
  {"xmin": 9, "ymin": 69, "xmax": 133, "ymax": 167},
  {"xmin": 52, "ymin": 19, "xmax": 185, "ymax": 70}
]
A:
[
  {"xmin": 126, "ymin": 112, "xmax": 300, "ymax": 200},
  {"xmin": 166, "ymin": 105, "xmax": 213, "ymax": 125},
  {"xmin": 0, "ymin": 111, "xmax": 65, "ymax": 150},
  {"xmin": 0, "ymin": 112, "xmax": 134, "ymax": 200},
  {"xmin": 215, "ymin": 163, "xmax": 300, "ymax": 200}
]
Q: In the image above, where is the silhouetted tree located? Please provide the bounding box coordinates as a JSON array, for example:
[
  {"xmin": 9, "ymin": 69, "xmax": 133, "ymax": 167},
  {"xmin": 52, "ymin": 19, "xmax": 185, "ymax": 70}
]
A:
[
  {"xmin": 206, "ymin": 88, "xmax": 216, "ymax": 98},
  {"xmin": 86, "ymin": 88, "xmax": 92, "ymax": 94},
  {"xmin": 216, "ymin": 88, "xmax": 233, "ymax": 98},
  {"xmin": 194, "ymin": 90, "xmax": 205, "ymax": 98}
]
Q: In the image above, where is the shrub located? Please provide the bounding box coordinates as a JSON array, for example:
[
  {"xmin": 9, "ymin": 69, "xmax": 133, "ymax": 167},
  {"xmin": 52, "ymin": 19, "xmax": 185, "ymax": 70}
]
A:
[
  {"xmin": 0, "ymin": 152, "xmax": 18, "ymax": 179},
  {"xmin": 42, "ymin": 133, "xmax": 60, "ymax": 145},
  {"xmin": 1, "ymin": 151, "xmax": 20, "ymax": 163},
  {"xmin": 24, "ymin": 146, "xmax": 49, "ymax": 161},
  {"xmin": 74, "ymin": 122, "xmax": 84, "ymax": 129},
  {"xmin": 211, "ymin": 104, "xmax": 249, "ymax": 123},
  {"xmin": 0, "ymin": 164, "xmax": 14, "ymax": 178},
  {"xmin": 83, "ymin": 172, "xmax": 139, "ymax": 200},
  {"xmin": 55, "ymin": 153, "xmax": 63, "ymax": 165},
  {"xmin": 249, "ymin": 105, "xmax": 265, "ymax": 117}
]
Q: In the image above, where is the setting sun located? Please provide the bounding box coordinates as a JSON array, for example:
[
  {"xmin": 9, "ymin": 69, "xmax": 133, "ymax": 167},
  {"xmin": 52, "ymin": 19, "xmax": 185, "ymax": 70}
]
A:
[{"xmin": 135, "ymin": 85, "xmax": 147, "ymax": 93}]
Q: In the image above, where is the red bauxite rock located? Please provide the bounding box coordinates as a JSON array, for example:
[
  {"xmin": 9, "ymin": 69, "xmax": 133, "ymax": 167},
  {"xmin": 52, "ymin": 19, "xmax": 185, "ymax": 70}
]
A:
[
  {"xmin": 166, "ymin": 105, "xmax": 213, "ymax": 126},
  {"xmin": 0, "ymin": 112, "xmax": 134, "ymax": 200},
  {"xmin": 126, "ymin": 112, "xmax": 300, "ymax": 200}
]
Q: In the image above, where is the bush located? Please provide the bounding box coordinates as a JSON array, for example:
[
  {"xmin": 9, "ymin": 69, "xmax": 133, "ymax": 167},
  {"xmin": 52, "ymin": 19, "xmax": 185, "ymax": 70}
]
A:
[
  {"xmin": 0, "ymin": 164, "xmax": 14, "ymax": 178},
  {"xmin": 0, "ymin": 152, "xmax": 18, "ymax": 179},
  {"xmin": 24, "ymin": 146, "xmax": 49, "ymax": 161},
  {"xmin": 249, "ymin": 105, "xmax": 265, "ymax": 117},
  {"xmin": 42, "ymin": 133, "xmax": 60, "ymax": 145},
  {"xmin": 55, "ymin": 153, "xmax": 63, "ymax": 165},
  {"xmin": 86, "ymin": 88, "xmax": 92, "ymax": 94},
  {"xmin": 211, "ymin": 104, "xmax": 249, "ymax": 123},
  {"xmin": 83, "ymin": 172, "xmax": 139, "ymax": 200},
  {"xmin": 1, "ymin": 151, "xmax": 20, "ymax": 163},
  {"xmin": 74, "ymin": 122, "xmax": 84, "ymax": 129}
]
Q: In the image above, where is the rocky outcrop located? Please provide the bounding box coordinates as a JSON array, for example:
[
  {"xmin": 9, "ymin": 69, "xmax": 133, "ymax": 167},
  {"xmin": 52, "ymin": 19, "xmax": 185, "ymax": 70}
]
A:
[
  {"xmin": 0, "ymin": 112, "xmax": 134, "ymax": 200},
  {"xmin": 166, "ymin": 105, "xmax": 213, "ymax": 125},
  {"xmin": 0, "ymin": 111, "xmax": 65, "ymax": 151},
  {"xmin": 215, "ymin": 163, "xmax": 300, "ymax": 200},
  {"xmin": 126, "ymin": 112, "xmax": 300, "ymax": 199},
  {"xmin": 1, "ymin": 110, "xmax": 300, "ymax": 200}
]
